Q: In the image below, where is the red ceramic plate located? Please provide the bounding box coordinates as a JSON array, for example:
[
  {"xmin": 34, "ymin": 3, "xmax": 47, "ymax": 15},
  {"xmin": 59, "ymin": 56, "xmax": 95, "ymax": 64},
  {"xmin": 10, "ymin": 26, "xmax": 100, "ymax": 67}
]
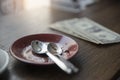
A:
[{"xmin": 10, "ymin": 33, "xmax": 79, "ymax": 65}]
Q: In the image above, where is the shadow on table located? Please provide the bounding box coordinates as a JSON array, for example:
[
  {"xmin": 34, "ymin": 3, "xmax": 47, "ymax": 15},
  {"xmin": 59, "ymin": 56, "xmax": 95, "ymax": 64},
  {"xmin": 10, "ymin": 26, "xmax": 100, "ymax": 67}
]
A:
[
  {"xmin": 0, "ymin": 69, "xmax": 10, "ymax": 80},
  {"xmin": 111, "ymin": 70, "xmax": 120, "ymax": 80},
  {"xmin": 11, "ymin": 60, "xmax": 81, "ymax": 80}
]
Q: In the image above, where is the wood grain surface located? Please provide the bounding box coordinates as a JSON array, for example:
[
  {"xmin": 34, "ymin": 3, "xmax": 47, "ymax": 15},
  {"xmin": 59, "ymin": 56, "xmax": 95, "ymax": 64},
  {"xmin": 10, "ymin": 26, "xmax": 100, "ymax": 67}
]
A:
[{"xmin": 0, "ymin": 0, "xmax": 120, "ymax": 80}]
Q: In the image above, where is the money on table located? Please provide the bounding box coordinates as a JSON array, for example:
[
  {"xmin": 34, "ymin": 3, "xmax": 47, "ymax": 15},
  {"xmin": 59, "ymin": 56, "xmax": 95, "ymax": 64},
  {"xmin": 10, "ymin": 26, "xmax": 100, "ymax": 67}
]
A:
[{"xmin": 50, "ymin": 17, "xmax": 120, "ymax": 44}]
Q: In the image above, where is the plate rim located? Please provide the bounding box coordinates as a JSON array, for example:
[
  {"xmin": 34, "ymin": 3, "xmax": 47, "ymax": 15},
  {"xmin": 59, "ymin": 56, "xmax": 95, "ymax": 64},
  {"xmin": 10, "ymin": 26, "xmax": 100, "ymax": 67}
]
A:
[{"xmin": 0, "ymin": 49, "xmax": 9, "ymax": 74}]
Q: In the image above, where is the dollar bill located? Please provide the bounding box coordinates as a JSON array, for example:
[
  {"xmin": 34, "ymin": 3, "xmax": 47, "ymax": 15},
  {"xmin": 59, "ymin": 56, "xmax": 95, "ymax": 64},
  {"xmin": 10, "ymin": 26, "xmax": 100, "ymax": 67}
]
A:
[
  {"xmin": 70, "ymin": 18, "xmax": 120, "ymax": 44},
  {"xmin": 51, "ymin": 21, "xmax": 100, "ymax": 44},
  {"xmin": 50, "ymin": 17, "xmax": 120, "ymax": 44},
  {"xmin": 59, "ymin": 18, "xmax": 102, "ymax": 44},
  {"xmin": 52, "ymin": 25, "xmax": 93, "ymax": 42}
]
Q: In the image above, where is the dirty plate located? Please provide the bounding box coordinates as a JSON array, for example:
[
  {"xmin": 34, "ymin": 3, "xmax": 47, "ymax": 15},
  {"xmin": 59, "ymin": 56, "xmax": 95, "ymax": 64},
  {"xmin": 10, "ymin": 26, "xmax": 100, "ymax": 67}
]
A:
[{"xmin": 10, "ymin": 34, "xmax": 79, "ymax": 65}]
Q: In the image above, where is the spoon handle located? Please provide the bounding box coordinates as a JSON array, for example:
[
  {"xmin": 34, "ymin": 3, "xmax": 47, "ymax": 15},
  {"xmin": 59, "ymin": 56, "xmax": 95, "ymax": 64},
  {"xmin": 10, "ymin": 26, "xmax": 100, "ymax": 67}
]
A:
[
  {"xmin": 46, "ymin": 52, "xmax": 72, "ymax": 74},
  {"xmin": 56, "ymin": 55, "xmax": 79, "ymax": 73}
]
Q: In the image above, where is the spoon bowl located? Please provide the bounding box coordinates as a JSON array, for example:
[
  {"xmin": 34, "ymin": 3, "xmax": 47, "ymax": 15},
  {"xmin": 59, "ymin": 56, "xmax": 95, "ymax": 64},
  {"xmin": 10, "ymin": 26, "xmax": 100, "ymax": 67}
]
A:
[
  {"xmin": 47, "ymin": 42, "xmax": 62, "ymax": 55},
  {"xmin": 31, "ymin": 40, "xmax": 47, "ymax": 54}
]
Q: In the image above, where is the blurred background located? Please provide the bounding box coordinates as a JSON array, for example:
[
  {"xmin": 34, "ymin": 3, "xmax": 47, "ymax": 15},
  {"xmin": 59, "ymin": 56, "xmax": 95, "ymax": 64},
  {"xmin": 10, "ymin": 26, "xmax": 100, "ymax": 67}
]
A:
[{"xmin": 0, "ymin": 0, "xmax": 115, "ymax": 14}]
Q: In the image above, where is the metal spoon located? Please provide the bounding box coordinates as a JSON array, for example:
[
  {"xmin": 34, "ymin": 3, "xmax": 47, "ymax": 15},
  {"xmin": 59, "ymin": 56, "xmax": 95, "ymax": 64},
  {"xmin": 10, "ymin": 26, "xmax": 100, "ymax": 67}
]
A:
[
  {"xmin": 48, "ymin": 42, "xmax": 79, "ymax": 73},
  {"xmin": 31, "ymin": 40, "xmax": 72, "ymax": 74}
]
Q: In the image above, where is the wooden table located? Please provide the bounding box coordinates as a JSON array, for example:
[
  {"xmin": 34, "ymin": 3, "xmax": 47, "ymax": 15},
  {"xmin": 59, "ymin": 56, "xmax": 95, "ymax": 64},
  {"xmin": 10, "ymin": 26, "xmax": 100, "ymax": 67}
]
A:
[{"xmin": 0, "ymin": 0, "xmax": 120, "ymax": 80}]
